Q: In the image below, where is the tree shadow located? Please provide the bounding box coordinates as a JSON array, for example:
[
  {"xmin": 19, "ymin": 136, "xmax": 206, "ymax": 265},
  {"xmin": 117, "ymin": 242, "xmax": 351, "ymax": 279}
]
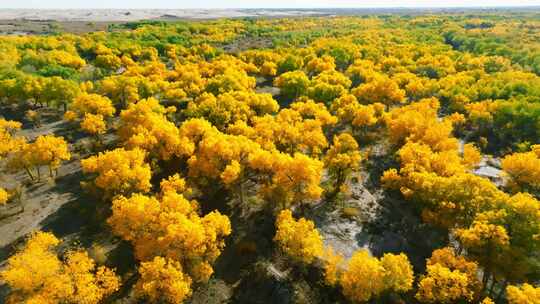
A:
[
  {"xmin": 363, "ymin": 145, "xmax": 399, "ymax": 191},
  {"xmin": 212, "ymin": 204, "xmax": 275, "ymax": 285},
  {"xmin": 362, "ymin": 191, "xmax": 448, "ymax": 272},
  {"xmin": 39, "ymin": 168, "xmax": 102, "ymax": 241},
  {"xmin": 229, "ymin": 267, "xmax": 294, "ymax": 304},
  {"xmin": 52, "ymin": 121, "xmax": 88, "ymax": 141},
  {"xmin": 0, "ymin": 104, "xmax": 63, "ymax": 130},
  {"xmin": 275, "ymin": 93, "xmax": 293, "ymax": 108}
]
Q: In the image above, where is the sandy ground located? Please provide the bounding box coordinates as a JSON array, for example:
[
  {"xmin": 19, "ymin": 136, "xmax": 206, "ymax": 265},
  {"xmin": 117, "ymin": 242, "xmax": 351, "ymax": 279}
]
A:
[
  {"xmin": 0, "ymin": 9, "xmax": 326, "ymax": 22},
  {"xmin": 0, "ymin": 105, "xmax": 114, "ymax": 260},
  {"xmin": 0, "ymin": 7, "xmax": 536, "ymax": 22}
]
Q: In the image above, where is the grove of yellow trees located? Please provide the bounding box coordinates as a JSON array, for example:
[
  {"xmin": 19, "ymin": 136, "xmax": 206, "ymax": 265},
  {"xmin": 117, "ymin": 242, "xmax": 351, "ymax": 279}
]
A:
[
  {"xmin": 0, "ymin": 11, "xmax": 539, "ymax": 304},
  {"xmin": 0, "ymin": 232, "xmax": 120, "ymax": 304}
]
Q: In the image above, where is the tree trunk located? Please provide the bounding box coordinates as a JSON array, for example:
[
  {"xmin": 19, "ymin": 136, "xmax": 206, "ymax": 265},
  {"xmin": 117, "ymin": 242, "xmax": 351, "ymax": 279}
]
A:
[
  {"xmin": 495, "ymin": 279, "xmax": 508, "ymax": 302},
  {"xmin": 238, "ymin": 180, "xmax": 245, "ymax": 206},
  {"xmin": 327, "ymin": 170, "xmax": 345, "ymax": 200},
  {"xmin": 24, "ymin": 166, "xmax": 34, "ymax": 180}
]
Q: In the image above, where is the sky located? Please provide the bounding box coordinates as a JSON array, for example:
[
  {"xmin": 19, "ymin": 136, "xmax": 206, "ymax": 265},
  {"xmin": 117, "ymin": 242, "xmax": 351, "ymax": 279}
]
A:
[{"xmin": 2, "ymin": 0, "xmax": 540, "ymax": 9}]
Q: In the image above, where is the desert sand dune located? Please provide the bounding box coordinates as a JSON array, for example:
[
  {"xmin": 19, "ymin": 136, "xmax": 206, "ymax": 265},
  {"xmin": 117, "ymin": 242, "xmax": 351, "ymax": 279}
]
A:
[{"xmin": 0, "ymin": 9, "xmax": 326, "ymax": 21}]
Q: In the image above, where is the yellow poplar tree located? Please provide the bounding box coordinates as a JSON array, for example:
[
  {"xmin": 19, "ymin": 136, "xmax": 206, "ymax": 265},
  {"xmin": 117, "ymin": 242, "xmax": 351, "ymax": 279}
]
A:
[
  {"xmin": 136, "ymin": 256, "xmax": 192, "ymax": 304},
  {"xmin": 337, "ymin": 250, "xmax": 414, "ymax": 302},
  {"xmin": 118, "ymin": 97, "xmax": 193, "ymax": 160},
  {"xmin": 506, "ymin": 284, "xmax": 540, "ymax": 304},
  {"xmin": 501, "ymin": 145, "xmax": 540, "ymax": 192},
  {"xmin": 8, "ymin": 135, "xmax": 71, "ymax": 180},
  {"xmin": 340, "ymin": 250, "xmax": 386, "ymax": 302},
  {"xmin": 107, "ymin": 186, "xmax": 231, "ymax": 283},
  {"xmin": 416, "ymin": 263, "xmax": 475, "ymax": 304},
  {"xmin": 70, "ymin": 92, "xmax": 115, "ymax": 119},
  {"xmin": 273, "ymin": 70, "xmax": 310, "ymax": 99},
  {"xmin": 0, "ymin": 231, "xmax": 120, "ymax": 304},
  {"xmin": 0, "ymin": 118, "xmax": 22, "ymax": 159},
  {"xmin": 274, "ymin": 209, "xmax": 323, "ymax": 264},
  {"xmin": 351, "ymin": 75, "xmax": 406, "ymax": 106},
  {"xmin": 324, "ymin": 133, "xmax": 362, "ymax": 197},
  {"xmin": 81, "ymin": 148, "xmax": 152, "ymax": 197},
  {"xmin": 80, "ymin": 113, "xmax": 107, "ymax": 137},
  {"xmin": 416, "ymin": 247, "xmax": 480, "ymax": 303},
  {"xmin": 380, "ymin": 252, "xmax": 415, "ymax": 293}
]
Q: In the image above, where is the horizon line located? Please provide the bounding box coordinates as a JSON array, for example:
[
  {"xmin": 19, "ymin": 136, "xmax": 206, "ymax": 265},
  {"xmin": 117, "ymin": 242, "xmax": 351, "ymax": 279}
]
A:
[{"xmin": 1, "ymin": 6, "xmax": 539, "ymax": 9}]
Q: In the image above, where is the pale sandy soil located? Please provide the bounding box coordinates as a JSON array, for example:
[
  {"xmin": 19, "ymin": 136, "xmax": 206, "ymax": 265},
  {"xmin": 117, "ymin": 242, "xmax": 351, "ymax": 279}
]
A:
[
  {"xmin": 0, "ymin": 105, "xmax": 115, "ymax": 259},
  {"xmin": 0, "ymin": 7, "xmax": 536, "ymax": 23}
]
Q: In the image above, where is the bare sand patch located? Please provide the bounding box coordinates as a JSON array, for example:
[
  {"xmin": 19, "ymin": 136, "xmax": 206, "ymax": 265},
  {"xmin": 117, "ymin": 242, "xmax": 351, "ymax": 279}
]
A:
[{"xmin": 0, "ymin": 9, "xmax": 325, "ymax": 22}]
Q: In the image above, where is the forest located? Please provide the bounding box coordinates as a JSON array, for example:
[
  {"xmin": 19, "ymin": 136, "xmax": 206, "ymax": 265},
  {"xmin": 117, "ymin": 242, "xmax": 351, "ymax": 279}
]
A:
[{"xmin": 0, "ymin": 9, "xmax": 539, "ymax": 304}]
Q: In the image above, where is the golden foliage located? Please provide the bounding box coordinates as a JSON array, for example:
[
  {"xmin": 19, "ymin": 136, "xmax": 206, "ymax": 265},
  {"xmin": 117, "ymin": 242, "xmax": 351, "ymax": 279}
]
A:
[
  {"xmin": 29, "ymin": 135, "xmax": 71, "ymax": 169},
  {"xmin": 118, "ymin": 97, "xmax": 193, "ymax": 160},
  {"xmin": 330, "ymin": 94, "xmax": 382, "ymax": 128},
  {"xmin": 71, "ymin": 93, "xmax": 115, "ymax": 118},
  {"xmin": 0, "ymin": 187, "xmax": 8, "ymax": 205},
  {"xmin": 3, "ymin": 14, "xmax": 540, "ymax": 304},
  {"xmin": 80, "ymin": 113, "xmax": 106, "ymax": 135},
  {"xmin": 8, "ymin": 135, "xmax": 70, "ymax": 180},
  {"xmin": 244, "ymin": 100, "xmax": 334, "ymax": 155},
  {"xmin": 384, "ymin": 97, "xmax": 458, "ymax": 151},
  {"xmin": 118, "ymin": 98, "xmax": 193, "ymax": 160},
  {"xmin": 274, "ymin": 70, "xmax": 310, "ymax": 99},
  {"xmin": 323, "ymin": 249, "xmax": 414, "ymax": 302},
  {"xmin": 250, "ymin": 150, "xmax": 324, "ymax": 207},
  {"xmin": 81, "ymin": 148, "xmax": 152, "ymax": 196},
  {"xmin": 380, "ymin": 253, "xmax": 415, "ymax": 293},
  {"xmin": 0, "ymin": 118, "xmax": 22, "ymax": 159},
  {"xmin": 324, "ymin": 133, "xmax": 361, "ymax": 173},
  {"xmin": 181, "ymin": 117, "xmax": 324, "ymax": 208},
  {"xmin": 416, "ymin": 263, "xmax": 475, "ymax": 304},
  {"xmin": 206, "ymin": 67, "xmax": 256, "ymax": 95},
  {"xmin": 324, "ymin": 133, "xmax": 361, "ymax": 194},
  {"xmin": 308, "ymin": 70, "xmax": 351, "ymax": 104},
  {"xmin": 321, "ymin": 247, "xmax": 345, "ymax": 286},
  {"xmin": 352, "ymin": 75, "xmax": 406, "ymax": 106},
  {"xmin": 306, "ymin": 55, "xmax": 336, "ymax": 75},
  {"xmin": 63, "ymin": 110, "xmax": 77, "ymax": 122},
  {"xmin": 108, "ymin": 188, "xmax": 231, "ymax": 283},
  {"xmin": 501, "ymin": 145, "xmax": 540, "ymax": 191},
  {"xmin": 160, "ymin": 173, "xmax": 191, "ymax": 196},
  {"xmin": 416, "ymin": 248, "xmax": 480, "ymax": 303},
  {"xmin": 506, "ymin": 284, "xmax": 540, "ymax": 304},
  {"xmin": 0, "ymin": 232, "xmax": 120, "ymax": 304},
  {"xmin": 463, "ymin": 143, "xmax": 482, "ymax": 169},
  {"xmin": 185, "ymin": 91, "xmax": 278, "ymax": 130},
  {"xmin": 341, "ymin": 250, "xmax": 386, "ymax": 302},
  {"xmin": 455, "ymin": 213, "xmax": 510, "ymax": 253},
  {"xmin": 274, "ymin": 209, "xmax": 323, "ymax": 264},
  {"xmin": 136, "ymin": 256, "xmax": 192, "ymax": 304}
]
